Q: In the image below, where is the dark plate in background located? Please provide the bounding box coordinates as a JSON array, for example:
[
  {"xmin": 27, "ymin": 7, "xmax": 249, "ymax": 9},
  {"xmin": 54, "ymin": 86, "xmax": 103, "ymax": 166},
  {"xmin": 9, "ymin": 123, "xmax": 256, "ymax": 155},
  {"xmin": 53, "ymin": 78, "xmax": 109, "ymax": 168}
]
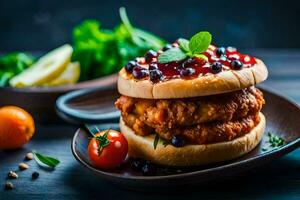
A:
[
  {"xmin": 69, "ymin": 88, "xmax": 300, "ymax": 190},
  {"xmin": 0, "ymin": 73, "xmax": 117, "ymax": 123}
]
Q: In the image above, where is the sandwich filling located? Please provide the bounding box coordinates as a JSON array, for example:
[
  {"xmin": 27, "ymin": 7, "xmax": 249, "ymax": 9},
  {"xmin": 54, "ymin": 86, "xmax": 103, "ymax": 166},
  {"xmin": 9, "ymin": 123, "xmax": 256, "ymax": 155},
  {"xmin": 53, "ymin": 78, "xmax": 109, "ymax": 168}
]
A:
[
  {"xmin": 115, "ymin": 87, "xmax": 264, "ymax": 145},
  {"xmin": 123, "ymin": 44, "xmax": 257, "ymax": 83}
]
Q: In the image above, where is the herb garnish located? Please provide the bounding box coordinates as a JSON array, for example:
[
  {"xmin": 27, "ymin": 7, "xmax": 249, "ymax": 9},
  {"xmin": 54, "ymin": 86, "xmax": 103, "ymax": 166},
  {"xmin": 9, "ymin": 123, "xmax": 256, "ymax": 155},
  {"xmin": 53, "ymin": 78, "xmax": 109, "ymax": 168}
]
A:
[
  {"xmin": 94, "ymin": 129, "xmax": 110, "ymax": 154},
  {"xmin": 268, "ymin": 132, "xmax": 285, "ymax": 147},
  {"xmin": 153, "ymin": 134, "xmax": 160, "ymax": 150},
  {"xmin": 262, "ymin": 132, "xmax": 285, "ymax": 152},
  {"xmin": 153, "ymin": 135, "xmax": 172, "ymax": 149},
  {"xmin": 158, "ymin": 31, "xmax": 212, "ymax": 63},
  {"xmin": 161, "ymin": 139, "xmax": 172, "ymax": 147},
  {"xmin": 32, "ymin": 151, "xmax": 60, "ymax": 168}
]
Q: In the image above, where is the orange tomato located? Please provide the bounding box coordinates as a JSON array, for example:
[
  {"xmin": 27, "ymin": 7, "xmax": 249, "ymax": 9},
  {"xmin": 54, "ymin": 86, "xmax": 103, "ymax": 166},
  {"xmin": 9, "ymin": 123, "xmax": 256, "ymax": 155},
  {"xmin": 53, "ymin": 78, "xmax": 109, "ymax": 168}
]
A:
[{"xmin": 0, "ymin": 106, "xmax": 35, "ymax": 150}]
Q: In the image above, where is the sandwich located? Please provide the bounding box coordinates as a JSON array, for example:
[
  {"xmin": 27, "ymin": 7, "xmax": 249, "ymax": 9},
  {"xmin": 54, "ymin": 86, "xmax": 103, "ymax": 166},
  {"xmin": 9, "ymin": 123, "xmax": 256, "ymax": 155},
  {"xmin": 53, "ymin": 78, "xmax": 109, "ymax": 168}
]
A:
[{"xmin": 115, "ymin": 31, "xmax": 268, "ymax": 166}]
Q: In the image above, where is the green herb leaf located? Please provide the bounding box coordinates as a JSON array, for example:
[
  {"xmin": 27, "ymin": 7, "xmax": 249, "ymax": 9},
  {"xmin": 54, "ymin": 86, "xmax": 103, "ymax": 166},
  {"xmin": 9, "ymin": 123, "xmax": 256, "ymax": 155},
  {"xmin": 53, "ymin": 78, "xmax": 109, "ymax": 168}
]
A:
[
  {"xmin": 158, "ymin": 48, "xmax": 187, "ymax": 63},
  {"xmin": 194, "ymin": 54, "xmax": 208, "ymax": 61},
  {"xmin": 119, "ymin": 7, "xmax": 144, "ymax": 46},
  {"xmin": 161, "ymin": 139, "xmax": 172, "ymax": 147},
  {"xmin": 189, "ymin": 31, "xmax": 212, "ymax": 54},
  {"xmin": 153, "ymin": 134, "xmax": 160, "ymax": 149},
  {"xmin": 134, "ymin": 28, "xmax": 166, "ymax": 50},
  {"xmin": 263, "ymin": 132, "xmax": 285, "ymax": 152},
  {"xmin": 268, "ymin": 132, "xmax": 285, "ymax": 147},
  {"xmin": 178, "ymin": 38, "xmax": 190, "ymax": 52},
  {"xmin": 33, "ymin": 151, "xmax": 60, "ymax": 168}
]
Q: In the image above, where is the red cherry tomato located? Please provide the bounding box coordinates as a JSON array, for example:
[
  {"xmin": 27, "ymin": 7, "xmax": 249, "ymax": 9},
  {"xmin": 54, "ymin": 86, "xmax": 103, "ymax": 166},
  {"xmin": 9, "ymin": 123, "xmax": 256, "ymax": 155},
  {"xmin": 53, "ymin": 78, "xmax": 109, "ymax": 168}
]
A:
[{"xmin": 88, "ymin": 130, "xmax": 128, "ymax": 169}]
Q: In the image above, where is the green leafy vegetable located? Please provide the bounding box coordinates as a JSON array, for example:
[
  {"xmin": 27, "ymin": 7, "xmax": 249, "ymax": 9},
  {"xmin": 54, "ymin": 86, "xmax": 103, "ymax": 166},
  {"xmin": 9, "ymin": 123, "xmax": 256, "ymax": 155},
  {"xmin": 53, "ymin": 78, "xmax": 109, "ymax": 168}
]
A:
[
  {"xmin": 72, "ymin": 7, "xmax": 166, "ymax": 81},
  {"xmin": 0, "ymin": 53, "xmax": 34, "ymax": 86},
  {"xmin": 189, "ymin": 31, "xmax": 212, "ymax": 54},
  {"xmin": 33, "ymin": 151, "xmax": 60, "ymax": 168},
  {"xmin": 158, "ymin": 48, "xmax": 187, "ymax": 63},
  {"xmin": 158, "ymin": 31, "xmax": 212, "ymax": 64}
]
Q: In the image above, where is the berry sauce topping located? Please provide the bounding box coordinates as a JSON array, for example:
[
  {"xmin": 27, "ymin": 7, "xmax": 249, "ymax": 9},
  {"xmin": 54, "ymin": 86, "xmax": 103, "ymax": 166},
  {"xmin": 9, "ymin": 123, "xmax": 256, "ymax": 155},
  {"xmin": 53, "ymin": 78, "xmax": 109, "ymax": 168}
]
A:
[{"xmin": 124, "ymin": 44, "xmax": 257, "ymax": 83}]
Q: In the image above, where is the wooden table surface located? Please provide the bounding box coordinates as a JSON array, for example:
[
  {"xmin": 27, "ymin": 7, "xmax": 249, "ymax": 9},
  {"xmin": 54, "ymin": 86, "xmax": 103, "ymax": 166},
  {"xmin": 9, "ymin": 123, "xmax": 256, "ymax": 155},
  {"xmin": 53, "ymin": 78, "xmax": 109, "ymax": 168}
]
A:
[{"xmin": 1, "ymin": 50, "xmax": 300, "ymax": 200}]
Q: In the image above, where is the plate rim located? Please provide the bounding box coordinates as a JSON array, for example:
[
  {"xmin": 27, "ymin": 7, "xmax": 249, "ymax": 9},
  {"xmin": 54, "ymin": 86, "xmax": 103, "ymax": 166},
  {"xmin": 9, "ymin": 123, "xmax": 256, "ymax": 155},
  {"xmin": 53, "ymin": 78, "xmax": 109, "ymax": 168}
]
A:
[{"xmin": 71, "ymin": 87, "xmax": 300, "ymax": 181}]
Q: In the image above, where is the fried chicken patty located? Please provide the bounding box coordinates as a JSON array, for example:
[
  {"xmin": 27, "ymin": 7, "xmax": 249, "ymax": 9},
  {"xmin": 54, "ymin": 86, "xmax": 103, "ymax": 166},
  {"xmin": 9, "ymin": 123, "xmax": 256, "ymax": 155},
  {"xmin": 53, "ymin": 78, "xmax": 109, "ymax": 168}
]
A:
[
  {"xmin": 122, "ymin": 113, "xmax": 260, "ymax": 144},
  {"xmin": 115, "ymin": 87, "xmax": 264, "ymax": 144},
  {"xmin": 116, "ymin": 87, "xmax": 264, "ymax": 128}
]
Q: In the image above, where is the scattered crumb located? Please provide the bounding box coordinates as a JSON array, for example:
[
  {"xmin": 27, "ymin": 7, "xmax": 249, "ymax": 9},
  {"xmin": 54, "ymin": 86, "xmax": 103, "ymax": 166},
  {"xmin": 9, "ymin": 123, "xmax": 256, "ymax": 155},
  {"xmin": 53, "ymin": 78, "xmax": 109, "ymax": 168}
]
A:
[
  {"xmin": 4, "ymin": 182, "xmax": 14, "ymax": 190},
  {"xmin": 25, "ymin": 152, "xmax": 33, "ymax": 160},
  {"xmin": 7, "ymin": 171, "xmax": 18, "ymax": 179},
  {"xmin": 19, "ymin": 163, "xmax": 29, "ymax": 170}
]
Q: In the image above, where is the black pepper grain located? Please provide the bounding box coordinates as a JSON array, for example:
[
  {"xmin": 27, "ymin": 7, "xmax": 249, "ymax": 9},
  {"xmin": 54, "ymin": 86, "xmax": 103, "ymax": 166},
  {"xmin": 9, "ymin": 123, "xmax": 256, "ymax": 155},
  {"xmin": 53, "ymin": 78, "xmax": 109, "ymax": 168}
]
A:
[{"xmin": 32, "ymin": 171, "xmax": 39, "ymax": 179}]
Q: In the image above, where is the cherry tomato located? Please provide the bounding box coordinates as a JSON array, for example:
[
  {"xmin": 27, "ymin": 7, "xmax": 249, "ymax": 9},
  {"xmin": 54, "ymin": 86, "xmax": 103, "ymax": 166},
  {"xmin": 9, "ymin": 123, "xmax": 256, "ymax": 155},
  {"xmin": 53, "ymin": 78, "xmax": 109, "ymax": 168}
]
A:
[{"xmin": 88, "ymin": 130, "xmax": 128, "ymax": 169}]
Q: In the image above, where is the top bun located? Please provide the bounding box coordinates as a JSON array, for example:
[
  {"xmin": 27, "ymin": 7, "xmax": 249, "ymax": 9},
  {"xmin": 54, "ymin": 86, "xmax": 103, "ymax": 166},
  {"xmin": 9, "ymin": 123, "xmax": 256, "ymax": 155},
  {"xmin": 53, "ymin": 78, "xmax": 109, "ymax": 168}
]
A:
[{"xmin": 117, "ymin": 58, "xmax": 268, "ymax": 99}]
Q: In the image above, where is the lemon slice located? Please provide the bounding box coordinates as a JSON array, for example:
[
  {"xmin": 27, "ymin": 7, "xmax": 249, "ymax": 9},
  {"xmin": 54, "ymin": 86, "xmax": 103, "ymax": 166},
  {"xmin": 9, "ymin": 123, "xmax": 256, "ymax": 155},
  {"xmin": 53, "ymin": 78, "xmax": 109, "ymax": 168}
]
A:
[
  {"xmin": 10, "ymin": 44, "xmax": 73, "ymax": 87},
  {"xmin": 43, "ymin": 62, "xmax": 81, "ymax": 86}
]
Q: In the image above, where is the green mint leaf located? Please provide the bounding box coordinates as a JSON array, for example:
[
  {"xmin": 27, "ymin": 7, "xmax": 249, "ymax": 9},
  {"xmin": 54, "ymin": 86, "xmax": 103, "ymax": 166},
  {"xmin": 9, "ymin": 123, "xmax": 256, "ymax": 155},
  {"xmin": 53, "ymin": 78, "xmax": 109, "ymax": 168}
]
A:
[
  {"xmin": 194, "ymin": 54, "xmax": 208, "ymax": 61},
  {"xmin": 33, "ymin": 151, "xmax": 60, "ymax": 168},
  {"xmin": 189, "ymin": 31, "xmax": 212, "ymax": 54},
  {"xmin": 158, "ymin": 48, "xmax": 187, "ymax": 63},
  {"xmin": 153, "ymin": 134, "xmax": 159, "ymax": 149},
  {"xmin": 178, "ymin": 38, "xmax": 190, "ymax": 52}
]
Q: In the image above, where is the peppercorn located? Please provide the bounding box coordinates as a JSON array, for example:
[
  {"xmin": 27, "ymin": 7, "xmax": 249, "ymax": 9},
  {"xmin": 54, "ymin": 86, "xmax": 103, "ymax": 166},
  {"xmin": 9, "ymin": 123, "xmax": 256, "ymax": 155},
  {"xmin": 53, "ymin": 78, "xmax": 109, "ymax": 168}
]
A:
[{"xmin": 32, "ymin": 171, "xmax": 39, "ymax": 179}]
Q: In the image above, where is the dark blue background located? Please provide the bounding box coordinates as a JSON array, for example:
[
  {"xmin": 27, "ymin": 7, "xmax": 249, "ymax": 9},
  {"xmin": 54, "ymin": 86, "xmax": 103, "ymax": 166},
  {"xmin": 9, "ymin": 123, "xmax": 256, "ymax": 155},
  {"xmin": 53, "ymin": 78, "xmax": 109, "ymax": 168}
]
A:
[{"xmin": 0, "ymin": 0, "xmax": 299, "ymax": 51}]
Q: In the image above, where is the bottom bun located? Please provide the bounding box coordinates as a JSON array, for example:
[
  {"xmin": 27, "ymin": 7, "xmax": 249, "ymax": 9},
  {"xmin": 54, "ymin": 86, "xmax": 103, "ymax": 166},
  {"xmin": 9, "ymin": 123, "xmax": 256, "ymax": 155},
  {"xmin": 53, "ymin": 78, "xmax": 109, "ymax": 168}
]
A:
[{"xmin": 120, "ymin": 112, "xmax": 266, "ymax": 167}]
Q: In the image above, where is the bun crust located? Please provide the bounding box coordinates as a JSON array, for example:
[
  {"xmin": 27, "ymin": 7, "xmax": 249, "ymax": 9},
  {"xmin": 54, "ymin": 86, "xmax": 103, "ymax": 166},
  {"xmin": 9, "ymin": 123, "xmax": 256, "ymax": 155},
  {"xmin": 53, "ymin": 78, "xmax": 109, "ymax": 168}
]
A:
[
  {"xmin": 120, "ymin": 112, "xmax": 266, "ymax": 167},
  {"xmin": 118, "ymin": 59, "xmax": 268, "ymax": 99}
]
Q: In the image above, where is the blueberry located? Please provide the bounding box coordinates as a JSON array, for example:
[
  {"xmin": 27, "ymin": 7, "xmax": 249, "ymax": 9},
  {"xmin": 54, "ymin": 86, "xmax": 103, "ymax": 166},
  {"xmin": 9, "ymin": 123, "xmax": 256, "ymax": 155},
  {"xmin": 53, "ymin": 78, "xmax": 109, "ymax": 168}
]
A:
[
  {"xmin": 182, "ymin": 58, "xmax": 194, "ymax": 68},
  {"xmin": 149, "ymin": 63, "xmax": 158, "ymax": 70},
  {"xmin": 211, "ymin": 62, "xmax": 222, "ymax": 74},
  {"xmin": 230, "ymin": 59, "xmax": 243, "ymax": 70},
  {"xmin": 162, "ymin": 44, "xmax": 172, "ymax": 51},
  {"xmin": 131, "ymin": 158, "xmax": 146, "ymax": 172},
  {"xmin": 180, "ymin": 68, "xmax": 195, "ymax": 77},
  {"xmin": 171, "ymin": 135, "xmax": 186, "ymax": 147},
  {"xmin": 216, "ymin": 47, "xmax": 226, "ymax": 57},
  {"xmin": 142, "ymin": 163, "xmax": 157, "ymax": 176},
  {"xmin": 132, "ymin": 65, "xmax": 149, "ymax": 79},
  {"xmin": 144, "ymin": 50, "xmax": 158, "ymax": 63},
  {"xmin": 149, "ymin": 69, "xmax": 163, "ymax": 82},
  {"xmin": 125, "ymin": 60, "xmax": 136, "ymax": 73}
]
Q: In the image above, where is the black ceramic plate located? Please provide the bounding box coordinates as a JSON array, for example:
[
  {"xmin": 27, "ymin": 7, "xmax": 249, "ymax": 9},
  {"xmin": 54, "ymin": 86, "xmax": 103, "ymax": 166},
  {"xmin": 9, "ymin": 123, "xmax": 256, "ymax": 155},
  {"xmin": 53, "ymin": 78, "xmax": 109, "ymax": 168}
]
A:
[{"xmin": 70, "ymin": 88, "xmax": 300, "ymax": 189}]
